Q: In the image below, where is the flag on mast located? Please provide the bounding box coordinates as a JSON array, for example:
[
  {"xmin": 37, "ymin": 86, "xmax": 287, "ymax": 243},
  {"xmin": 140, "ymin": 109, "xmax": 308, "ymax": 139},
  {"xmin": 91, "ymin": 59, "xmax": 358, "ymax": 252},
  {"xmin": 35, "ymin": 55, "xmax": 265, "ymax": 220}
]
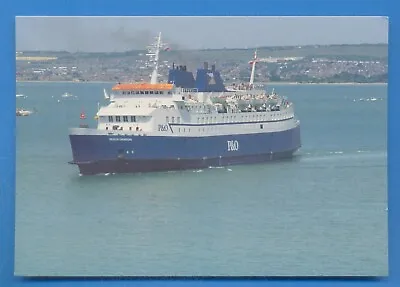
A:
[{"xmin": 80, "ymin": 110, "xmax": 86, "ymax": 120}]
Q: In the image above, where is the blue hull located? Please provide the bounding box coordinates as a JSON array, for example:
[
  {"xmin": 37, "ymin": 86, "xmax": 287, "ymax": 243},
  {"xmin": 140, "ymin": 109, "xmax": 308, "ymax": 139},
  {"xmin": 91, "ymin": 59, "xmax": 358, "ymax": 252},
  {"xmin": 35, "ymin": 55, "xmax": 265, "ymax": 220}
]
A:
[{"xmin": 69, "ymin": 125, "xmax": 301, "ymax": 175}]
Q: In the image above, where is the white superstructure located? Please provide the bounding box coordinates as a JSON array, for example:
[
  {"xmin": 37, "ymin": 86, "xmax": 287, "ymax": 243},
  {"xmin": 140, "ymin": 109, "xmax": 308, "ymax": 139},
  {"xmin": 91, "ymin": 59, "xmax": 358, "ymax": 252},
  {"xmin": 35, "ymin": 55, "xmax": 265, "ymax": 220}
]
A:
[
  {"xmin": 84, "ymin": 33, "xmax": 299, "ymax": 138},
  {"xmin": 89, "ymin": 82, "xmax": 299, "ymax": 138}
]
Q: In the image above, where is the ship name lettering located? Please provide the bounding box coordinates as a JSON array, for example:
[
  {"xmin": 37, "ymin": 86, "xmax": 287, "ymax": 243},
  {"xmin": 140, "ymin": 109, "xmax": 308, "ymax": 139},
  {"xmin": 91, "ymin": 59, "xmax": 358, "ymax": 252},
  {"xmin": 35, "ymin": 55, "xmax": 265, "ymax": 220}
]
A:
[
  {"xmin": 109, "ymin": 137, "xmax": 132, "ymax": 142},
  {"xmin": 227, "ymin": 140, "xmax": 239, "ymax": 151},
  {"xmin": 158, "ymin": 124, "xmax": 169, "ymax": 132}
]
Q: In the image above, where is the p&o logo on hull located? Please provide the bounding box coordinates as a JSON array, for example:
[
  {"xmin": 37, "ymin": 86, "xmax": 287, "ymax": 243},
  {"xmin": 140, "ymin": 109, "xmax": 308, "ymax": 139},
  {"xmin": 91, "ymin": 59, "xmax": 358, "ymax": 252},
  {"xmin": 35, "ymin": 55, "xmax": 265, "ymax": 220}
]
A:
[{"xmin": 227, "ymin": 140, "xmax": 239, "ymax": 151}]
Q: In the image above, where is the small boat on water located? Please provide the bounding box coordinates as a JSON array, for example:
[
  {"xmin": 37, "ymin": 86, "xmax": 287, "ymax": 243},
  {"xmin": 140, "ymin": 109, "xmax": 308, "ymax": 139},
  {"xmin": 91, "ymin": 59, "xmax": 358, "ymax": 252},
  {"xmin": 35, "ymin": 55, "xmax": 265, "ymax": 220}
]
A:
[
  {"xmin": 16, "ymin": 94, "xmax": 27, "ymax": 98},
  {"xmin": 16, "ymin": 108, "xmax": 34, "ymax": 116},
  {"xmin": 61, "ymin": 92, "xmax": 73, "ymax": 98}
]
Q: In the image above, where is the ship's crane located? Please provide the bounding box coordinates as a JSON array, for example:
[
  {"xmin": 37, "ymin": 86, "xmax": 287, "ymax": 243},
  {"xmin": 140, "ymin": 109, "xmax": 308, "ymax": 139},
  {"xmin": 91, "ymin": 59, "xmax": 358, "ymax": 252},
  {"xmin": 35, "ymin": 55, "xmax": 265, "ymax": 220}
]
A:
[{"xmin": 247, "ymin": 50, "xmax": 303, "ymax": 88}]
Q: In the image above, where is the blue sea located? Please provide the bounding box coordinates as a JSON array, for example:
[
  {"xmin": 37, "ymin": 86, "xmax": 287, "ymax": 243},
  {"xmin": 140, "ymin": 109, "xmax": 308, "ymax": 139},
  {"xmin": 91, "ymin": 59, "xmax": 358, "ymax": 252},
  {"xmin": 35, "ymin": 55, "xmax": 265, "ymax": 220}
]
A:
[{"xmin": 14, "ymin": 82, "xmax": 387, "ymax": 277}]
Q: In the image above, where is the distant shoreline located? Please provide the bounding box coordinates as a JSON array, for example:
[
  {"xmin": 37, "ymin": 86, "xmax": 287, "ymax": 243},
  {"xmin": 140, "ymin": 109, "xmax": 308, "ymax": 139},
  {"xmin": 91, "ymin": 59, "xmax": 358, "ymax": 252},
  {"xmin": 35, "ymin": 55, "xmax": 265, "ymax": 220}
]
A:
[
  {"xmin": 16, "ymin": 80, "xmax": 388, "ymax": 86},
  {"xmin": 256, "ymin": 82, "xmax": 387, "ymax": 86}
]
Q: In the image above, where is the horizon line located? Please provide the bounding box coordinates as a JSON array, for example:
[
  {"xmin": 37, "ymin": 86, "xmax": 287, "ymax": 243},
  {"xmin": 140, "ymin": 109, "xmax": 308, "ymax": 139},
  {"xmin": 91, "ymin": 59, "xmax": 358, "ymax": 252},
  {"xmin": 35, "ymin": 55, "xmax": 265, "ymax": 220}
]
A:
[{"xmin": 16, "ymin": 42, "xmax": 388, "ymax": 54}]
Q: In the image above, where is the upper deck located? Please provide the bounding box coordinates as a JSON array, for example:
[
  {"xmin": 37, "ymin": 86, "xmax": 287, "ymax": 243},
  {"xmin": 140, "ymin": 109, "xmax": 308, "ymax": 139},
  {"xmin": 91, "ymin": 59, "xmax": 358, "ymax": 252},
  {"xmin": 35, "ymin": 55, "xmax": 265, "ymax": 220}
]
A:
[{"xmin": 112, "ymin": 83, "xmax": 174, "ymax": 91}]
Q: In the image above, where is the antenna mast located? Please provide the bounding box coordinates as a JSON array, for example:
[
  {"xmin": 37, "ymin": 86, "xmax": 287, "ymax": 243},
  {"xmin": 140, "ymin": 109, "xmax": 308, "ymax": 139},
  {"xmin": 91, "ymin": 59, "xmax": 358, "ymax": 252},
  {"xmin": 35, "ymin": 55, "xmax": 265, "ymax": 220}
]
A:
[
  {"xmin": 249, "ymin": 49, "xmax": 257, "ymax": 89},
  {"xmin": 146, "ymin": 32, "xmax": 166, "ymax": 84}
]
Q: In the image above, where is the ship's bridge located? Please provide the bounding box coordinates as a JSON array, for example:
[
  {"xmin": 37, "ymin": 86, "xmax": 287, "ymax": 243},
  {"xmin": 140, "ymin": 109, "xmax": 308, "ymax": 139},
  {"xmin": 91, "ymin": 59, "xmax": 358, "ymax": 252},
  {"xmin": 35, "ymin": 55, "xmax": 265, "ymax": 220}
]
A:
[
  {"xmin": 97, "ymin": 107, "xmax": 154, "ymax": 117},
  {"xmin": 96, "ymin": 105, "xmax": 155, "ymax": 133}
]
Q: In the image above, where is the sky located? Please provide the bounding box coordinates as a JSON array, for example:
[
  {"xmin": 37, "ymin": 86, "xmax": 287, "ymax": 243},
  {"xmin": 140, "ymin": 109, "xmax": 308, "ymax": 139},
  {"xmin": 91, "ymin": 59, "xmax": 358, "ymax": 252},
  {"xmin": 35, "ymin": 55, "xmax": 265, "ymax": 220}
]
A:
[{"xmin": 15, "ymin": 16, "xmax": 388, "ymax": 52}]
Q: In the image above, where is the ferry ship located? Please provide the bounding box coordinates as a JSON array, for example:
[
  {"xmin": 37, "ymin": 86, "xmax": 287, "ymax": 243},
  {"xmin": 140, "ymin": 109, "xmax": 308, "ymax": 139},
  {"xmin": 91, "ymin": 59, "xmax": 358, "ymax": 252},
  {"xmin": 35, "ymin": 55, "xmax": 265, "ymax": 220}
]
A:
[{"xmin": 68, "ymin": 33, "xmax": 301, "ymax": 175}]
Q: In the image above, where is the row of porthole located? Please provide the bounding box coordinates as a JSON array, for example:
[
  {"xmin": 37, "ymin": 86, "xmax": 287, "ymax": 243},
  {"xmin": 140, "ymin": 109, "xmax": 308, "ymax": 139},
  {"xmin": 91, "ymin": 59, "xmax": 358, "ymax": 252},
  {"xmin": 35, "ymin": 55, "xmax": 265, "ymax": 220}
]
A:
[
  {"xmin": 108, "ymin": 115, "xmax": 137, "ymax": 123},
  {"xmin": 106, "ymin": 126, "xmax": 141, "ymax": 131},
  {"xmin": 121, "ymin": 91, "xmax": 172, "ymax": 95},
  {"xmin": 175, "ymin": 122, "xmax": 285, "ymax": 133},
  {"xmin": 196, "ymin": 117, "xmax": 290, "ymax": 124}
]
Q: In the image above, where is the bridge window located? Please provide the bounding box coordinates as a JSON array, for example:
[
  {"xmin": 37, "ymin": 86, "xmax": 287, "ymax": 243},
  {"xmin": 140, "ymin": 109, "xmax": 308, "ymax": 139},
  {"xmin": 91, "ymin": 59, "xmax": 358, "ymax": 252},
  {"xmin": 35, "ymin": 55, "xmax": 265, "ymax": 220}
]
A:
[
  {"xmin": 155, "ymin": 91, "xmax": 159, "ymax": 94},
  {"xmin": 116, "ymin": 116, "xmax": 121, "ymax": 122},
  {"xmin": 150, "ymin": 91, "xmax": 154, "ymax": 94},
  {"xmin": 168, "ymin": 91, "xmax": 172, "ymax": 95},
  {"xmin": 108, "ymin": 116, "xmax": 113, "ymax": 122},
  {"xmin": 171, "ymin": 117, "xmax": 175, "ymax": 123},
  {"xmin": 160, "ymin": 91, "xmax": 164, "ymax": 95},
  {"xmin": 145, "ymin": 91, "xmax": 149, "ymax": 94},
  {"xmin": 166, "ymin": 116, "xmax": 169, "ymax": 123},
  {"xmin": 260, "ymin": 124, "xmax": 264, "ymax": 129},
  {"xmin": 131, "ymin": 116, "xmax": 136, "ymax": 122},
  {"xmin": 177, "ymin": 117, "xmax": 181, "ymax": 123},
  {"xmin": 123, "ymin": 116, "xmax": 128, "ymax": 122}
]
